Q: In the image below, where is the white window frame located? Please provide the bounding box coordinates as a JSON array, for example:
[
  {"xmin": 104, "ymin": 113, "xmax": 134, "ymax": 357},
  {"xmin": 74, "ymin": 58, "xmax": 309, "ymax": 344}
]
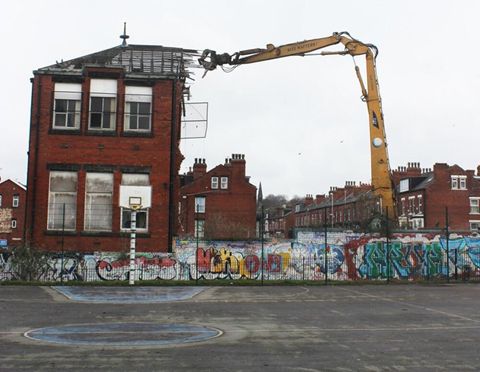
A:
[
  {"xmin": 0, "ymin": 194, "xmax": 3, "ymax": 207},
  {"xmin": 399, "ymin": 179, "xmax": 409, "ymax": 193},
  {"xmin": 451, "ymin": 175, "xmax": 467, "ymax": 190},
  {"xmin": 469, "ymin": 220, "xmax": 480, "ymax": 231},
  {"xmin": 408, "ymin": 196, "xmax": 415, "ymax": 215},
  {"xmin": 11, "ymin": 219, "xmax": 17, "ymax": 229},
  {"xmin": 89, "ymin": 79, "xmax": 117, "ymax": 131},
  {"xmin": 211, "ymin": 177, "xmax": 218, "ymax": 189},
  {"xmin": 417, "ymin": 195, "xmax": 423, "ymax": 214},
  {"xmin": 12, "ymin": 195, "xmax": 19, "ymax": 208},
  {"xmin": 120, "ymin": 173, "xmax": 151, "ymax": 232},
  {"xmin": 53, "ymin": 83, "xmax": 82, "ymax": 130},
  {"xmin": 194, "ymin": 219, "xmax": 205, "ymax": 238},
  {"xmin": 470, "ymin": 198, "xmax": 480, "ymax": 214},
  {"xmin": 120, "ymin": 208, "xmax": 149, "ymax": 232},
  {"xmin": 124, "ymin": 86, "xmax": 152, "ymax": 132},
  {"xmin": 47, "ymin": 171, "xmax": 78, "ymax": 231},
  {"xmin": 220, "ymin": 176, "xmax": 228, "ymax": 189},
  {"xmin": 400, "ymin": 197, "xmax": 406, "ymax": 216},
  {"xmin": 451, "ymin": 176, "xmax": 458, "ymax": 190},
  {"xmin": 84, "ymin": 173, "xmax": 113, "ymax": 232},
  {"xmin": 195, "ymin": 197, "xmax": 205, "ymax": 213},
  {"xmin": 411, "ymin": 218, "xmax": 424, "ymax": 229}
]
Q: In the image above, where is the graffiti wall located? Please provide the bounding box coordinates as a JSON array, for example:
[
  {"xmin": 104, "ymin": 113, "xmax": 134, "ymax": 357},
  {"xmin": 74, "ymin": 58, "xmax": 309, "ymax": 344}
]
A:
[{"xmin": 1, "ymin": 233, "xmax": 479, "ymax": 282}]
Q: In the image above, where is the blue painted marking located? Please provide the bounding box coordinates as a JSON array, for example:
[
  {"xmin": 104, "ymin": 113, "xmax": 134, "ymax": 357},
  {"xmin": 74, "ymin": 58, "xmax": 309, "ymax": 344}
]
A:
[
  {"xmin": 25, "ymin": 323, "xmax": 222, "ymax": 346},
  {"xmin": 53, "ymin": 286, "xmax": 205, "ymax": 303}
]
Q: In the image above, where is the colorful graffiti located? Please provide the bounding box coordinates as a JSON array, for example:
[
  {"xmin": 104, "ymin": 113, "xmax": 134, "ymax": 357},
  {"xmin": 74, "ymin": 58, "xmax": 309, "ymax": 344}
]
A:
[{"xmin": 1, "ymin": 233, "xmax": 479, "ymax": 282}]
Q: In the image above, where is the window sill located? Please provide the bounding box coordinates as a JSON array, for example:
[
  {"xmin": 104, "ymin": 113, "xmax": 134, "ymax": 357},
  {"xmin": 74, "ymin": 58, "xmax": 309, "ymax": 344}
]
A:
[
  {"xmin": 49, "ymin": 128, "xmax": 81, "ymax": 135},
  {"xmin": 121, "ymin": 131, "xmax": 153, "ymax": 138},
  {"xmin": 44, "ymin": 230, "xmax": 78, "ymax": 236},
  {"xmin": 119, "ymin": 231, "xmax": 151, "ymax": 238},
  {"xmin": 80, "ymin": 231, "xmax": 116, "ymax": 237},
  {"xmin": 86, "ymin": 130, "xmax": 117, "ymax": 137}
]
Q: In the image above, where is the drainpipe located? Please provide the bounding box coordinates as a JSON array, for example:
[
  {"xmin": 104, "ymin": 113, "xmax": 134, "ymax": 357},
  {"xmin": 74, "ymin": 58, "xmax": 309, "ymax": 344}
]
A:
[
  {"xmin": 26, "ymin": 77, "xmax": 41, "ymax": 245},
  {"xmin": 167, "ymin": 78, "xmax": 179, "ymax": 253}
]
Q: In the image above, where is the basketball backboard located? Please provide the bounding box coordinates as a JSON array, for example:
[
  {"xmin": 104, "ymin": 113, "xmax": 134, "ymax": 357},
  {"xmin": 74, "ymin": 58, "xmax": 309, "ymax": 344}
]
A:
[{"xmin": 119, "ymin": 185, "xmax": 152, "ymax": 209}]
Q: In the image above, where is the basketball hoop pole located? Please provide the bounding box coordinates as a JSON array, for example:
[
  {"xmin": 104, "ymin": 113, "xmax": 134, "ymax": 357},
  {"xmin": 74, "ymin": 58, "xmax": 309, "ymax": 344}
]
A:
[
  {"xmin": 120, "ymin": 186, "xmax": 151, "ymax": 285},
  {"xmin": 129, "ymin": 207, "xmax": 137, "ymax": 285}
]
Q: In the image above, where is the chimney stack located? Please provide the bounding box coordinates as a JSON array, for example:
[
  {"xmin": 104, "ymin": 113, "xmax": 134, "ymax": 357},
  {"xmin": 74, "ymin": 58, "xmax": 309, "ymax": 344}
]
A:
[
  {"xmin": 230, "ymin": 153, "xmax": 246, "ymax": 178},
  {"xmin": 193, "ymin": 158, "xmax": 207, "ymax": 180},
  {"xmin": 305, "ymin": 194, "xmax": 314, "ymax": 206}
]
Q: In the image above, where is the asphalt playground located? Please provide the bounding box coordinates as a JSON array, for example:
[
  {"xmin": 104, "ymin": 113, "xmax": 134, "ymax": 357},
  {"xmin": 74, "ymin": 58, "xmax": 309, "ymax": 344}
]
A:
[{"xmin": 1, "ymin": 283, "xmax": 480, "ymax": 371}]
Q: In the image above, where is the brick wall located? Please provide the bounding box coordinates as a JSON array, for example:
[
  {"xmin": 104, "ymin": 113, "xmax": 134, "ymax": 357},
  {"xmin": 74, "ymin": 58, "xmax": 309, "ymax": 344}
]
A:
[
  {"xmin": 25, "ymin": 72, "xmax": 184, "ymax": 253},
  {"xmin": 0, "ymin": 180, "xmax": 26, "ymax": 247},
  {"xmin": 179, "ymin": 155, "xmax": 257, "ymax": 240}
]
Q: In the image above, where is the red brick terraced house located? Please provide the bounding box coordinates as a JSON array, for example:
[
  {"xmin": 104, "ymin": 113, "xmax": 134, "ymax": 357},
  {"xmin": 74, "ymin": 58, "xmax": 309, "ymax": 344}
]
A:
[
  {"xmin": 0, "ymin": 179, "xmax": 26, "ymax": 248},
  {"xmin": 393, "ymin": 162, "xmax": 480, "ymax": 231},
  {"xmin": 291, "ymin": 183, "xmax": 381, "ymax": 233},
  {"xmin": 25, "ymin": 41, "xmax": 197, "ymax": 253},
  {"xmin": 178, "ymin": 155, "xmax": 257, "ymax": 240}
]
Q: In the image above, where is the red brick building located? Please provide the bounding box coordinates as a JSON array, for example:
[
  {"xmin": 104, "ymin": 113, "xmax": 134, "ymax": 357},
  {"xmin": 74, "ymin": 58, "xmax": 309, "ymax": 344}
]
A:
[
  {"xmin": 292, "ymin": 184, "xmax": 380, "ymax": 232},
  {"xmin": 25, "ymin": 42, "xmax": 196, "ymax": 252},
  {"xmin": 0, "ymin": 179, "xmax": 26, "ymax": 248},
  {"xmin": 266, "ymin": 206, "xmax": 294, "ymax": 239},
  {"xmin": 394, "ymin": 162, "xmax": 480, "ymax": 231},
  {"xmin": 264, "ymin": 182, "xmax": 381, "ymax": 238},
  {"xmin": 178, "ymin": 155, "xmax": 257, "ymax": 239}
]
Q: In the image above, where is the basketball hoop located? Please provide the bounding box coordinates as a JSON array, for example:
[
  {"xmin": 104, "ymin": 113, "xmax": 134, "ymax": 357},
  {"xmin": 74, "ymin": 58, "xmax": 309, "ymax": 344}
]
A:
[
  {"xmin": 118, "ymin": 185, "xmax": 152, "ymax": 286},
  {"xmin": 129, "ymin": 196, "xmax": 142, "ymax": 210}
]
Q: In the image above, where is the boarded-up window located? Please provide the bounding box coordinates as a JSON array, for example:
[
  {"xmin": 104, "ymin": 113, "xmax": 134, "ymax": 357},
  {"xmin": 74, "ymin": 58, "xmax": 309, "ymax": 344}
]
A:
[
  {"xmin": 47, "ymin": 171, "xmax": 77, "ymax": 230},
  {"xmin": 84, "ymin": 173, "xmax": 113, "ymax": 231}
]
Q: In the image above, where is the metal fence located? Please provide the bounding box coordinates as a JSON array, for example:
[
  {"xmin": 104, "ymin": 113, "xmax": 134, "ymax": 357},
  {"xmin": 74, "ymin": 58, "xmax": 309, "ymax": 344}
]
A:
[{"xmin": 1, "ymin": 233, "xmax": 479, "ymax": 283}]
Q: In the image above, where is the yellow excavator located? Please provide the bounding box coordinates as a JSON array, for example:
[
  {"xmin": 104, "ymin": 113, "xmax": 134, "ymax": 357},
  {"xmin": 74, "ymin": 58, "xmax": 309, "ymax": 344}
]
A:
[{"xmin": 198, "ymin": 32, "xmax": 396, "ymax": 221}]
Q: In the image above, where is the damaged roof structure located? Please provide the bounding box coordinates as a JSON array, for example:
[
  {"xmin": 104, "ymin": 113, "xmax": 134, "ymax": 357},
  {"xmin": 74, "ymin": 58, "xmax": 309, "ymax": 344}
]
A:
[{"xmin": 37, "ymin": 44, "xmax": 200, "ymax": 79}]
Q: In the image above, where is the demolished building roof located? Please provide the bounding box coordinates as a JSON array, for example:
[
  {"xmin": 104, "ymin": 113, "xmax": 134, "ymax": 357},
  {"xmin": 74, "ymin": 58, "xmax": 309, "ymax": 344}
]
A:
[{"xmin": 35, "ymin": 44, "xmax": 200, "ymax": 80}]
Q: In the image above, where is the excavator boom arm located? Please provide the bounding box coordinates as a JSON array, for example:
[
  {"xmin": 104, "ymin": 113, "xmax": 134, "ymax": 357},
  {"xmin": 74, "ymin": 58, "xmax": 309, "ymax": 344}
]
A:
[{"xmin": 199, "ymin": 32, "xmax": 395, "ymax": 221}]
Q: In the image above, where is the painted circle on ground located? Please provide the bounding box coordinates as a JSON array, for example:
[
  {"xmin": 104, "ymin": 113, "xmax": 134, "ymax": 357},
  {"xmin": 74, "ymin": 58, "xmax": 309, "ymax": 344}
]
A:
[{"xmin": 25, "ymin": 323, "xmax": 222, "ymax": 346}]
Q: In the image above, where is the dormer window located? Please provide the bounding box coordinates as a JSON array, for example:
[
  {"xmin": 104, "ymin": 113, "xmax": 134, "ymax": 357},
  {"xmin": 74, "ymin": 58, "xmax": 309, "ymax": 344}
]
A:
[{"xmin": 211, "ymin": 177, "xmax": 218, "ymax": 189}]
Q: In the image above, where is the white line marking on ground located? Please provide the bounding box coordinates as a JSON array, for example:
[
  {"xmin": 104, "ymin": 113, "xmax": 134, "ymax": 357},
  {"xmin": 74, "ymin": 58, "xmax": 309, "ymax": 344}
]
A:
[{"xmin": 337, "ymin": 287, "xmax": 480, "ymax": 323}]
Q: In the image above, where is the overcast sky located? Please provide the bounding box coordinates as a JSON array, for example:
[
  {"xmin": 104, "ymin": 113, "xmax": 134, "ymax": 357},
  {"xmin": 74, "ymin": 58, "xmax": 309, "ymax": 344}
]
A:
[{"xmin": 1, "ymin": 0, "xmax": 479, "ymax": 198}]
